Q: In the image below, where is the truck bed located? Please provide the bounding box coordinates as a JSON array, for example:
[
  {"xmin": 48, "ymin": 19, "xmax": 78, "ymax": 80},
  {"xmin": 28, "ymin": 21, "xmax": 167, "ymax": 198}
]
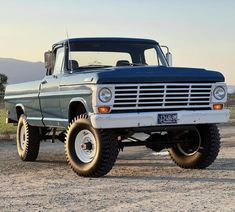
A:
[{"xmin": 4, "ymin": 80, "xmax": 43, "ymax": 126}]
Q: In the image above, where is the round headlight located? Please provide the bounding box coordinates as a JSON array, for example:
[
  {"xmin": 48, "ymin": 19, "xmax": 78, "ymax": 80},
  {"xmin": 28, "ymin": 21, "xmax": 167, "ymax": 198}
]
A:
[
  {"xmin": 99, "ymin": 88, "xmax": 112, "ymax": 103},
  {"xmin": 213, "ymin": 86, "xmax": 225, "ymax": 100}
]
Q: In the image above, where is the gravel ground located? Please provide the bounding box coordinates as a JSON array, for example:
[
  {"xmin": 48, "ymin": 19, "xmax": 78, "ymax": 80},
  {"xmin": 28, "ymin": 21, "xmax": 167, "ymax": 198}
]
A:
[{"xmin": 0, "ymin": 125, "xmax": 234, "ymax": 212}]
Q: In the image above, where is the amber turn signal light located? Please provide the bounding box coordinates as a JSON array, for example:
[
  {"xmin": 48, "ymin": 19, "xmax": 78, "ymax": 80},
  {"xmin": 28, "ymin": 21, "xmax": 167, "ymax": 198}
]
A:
[
  {"xmin": 213, "ymin": 104, "xmax": 223, "ymax": 110},
  {"xmin": 98, "ymin": 106, "xmax": 110, "ymax": 113}
]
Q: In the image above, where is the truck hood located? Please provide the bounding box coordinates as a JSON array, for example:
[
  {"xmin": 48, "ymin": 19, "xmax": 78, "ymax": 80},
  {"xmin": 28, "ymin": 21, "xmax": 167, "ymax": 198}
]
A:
[{"xmin": 88, "ymin": 66, "xmax": 224, "ymax": 84}]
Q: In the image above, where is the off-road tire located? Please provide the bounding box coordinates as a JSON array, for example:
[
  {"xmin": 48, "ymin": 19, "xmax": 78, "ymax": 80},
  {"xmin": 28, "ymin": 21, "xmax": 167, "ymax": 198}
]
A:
[
  {"xmin": 168, "ymin": 124, "xmax": 220, "ymax": 169},
  {"xmin": 65, "ymin": 115, "xmax": 119, "ymax": 177},
  {"xmin": 16, "ymin": 115, "xmax": 40, "ymax": 161}
]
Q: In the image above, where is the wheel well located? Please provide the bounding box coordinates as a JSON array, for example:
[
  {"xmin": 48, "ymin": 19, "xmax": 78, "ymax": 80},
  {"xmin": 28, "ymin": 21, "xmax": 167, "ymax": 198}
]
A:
[
  {"xmin": 16, "ymin": 106, "xmax": 24, "ymax": 120},
  {"xmin": 69, "ymin": 101, "xmax": 87, "ymax": 122}
]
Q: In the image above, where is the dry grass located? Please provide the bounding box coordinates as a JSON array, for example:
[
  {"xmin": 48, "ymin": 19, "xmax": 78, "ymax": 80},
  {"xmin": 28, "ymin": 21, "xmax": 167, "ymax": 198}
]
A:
[
  {"xmin": 0, "ymin": 109, "xmax": 16, "ymax": 134},
  {"xmin": 228, "ymin": 107, "xmax": 235, "ymax": 119}
]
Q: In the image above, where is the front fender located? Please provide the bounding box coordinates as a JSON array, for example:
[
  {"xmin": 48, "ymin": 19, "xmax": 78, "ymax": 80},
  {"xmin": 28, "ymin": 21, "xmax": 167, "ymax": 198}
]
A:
[{"xmin": 69, "ymin": 97, "xmax": 90, "ymax": 112}]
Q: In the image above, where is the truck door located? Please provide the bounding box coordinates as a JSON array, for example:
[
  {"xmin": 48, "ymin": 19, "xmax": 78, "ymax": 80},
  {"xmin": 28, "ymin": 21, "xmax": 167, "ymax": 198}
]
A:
[{"xmin": 39, "ymin": 46, "xmax": 64, "ymax": 127}]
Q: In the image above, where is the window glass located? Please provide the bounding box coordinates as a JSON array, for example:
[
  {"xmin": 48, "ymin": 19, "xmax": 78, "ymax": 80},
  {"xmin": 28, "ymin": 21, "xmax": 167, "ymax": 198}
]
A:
[
  {"xmin": 66, "ymin": 42, "xmax": 168, "ymax": 71},
  {"xmin": 53, "ymin": 47, "xmax": 64, "ymax": 75},
  {"xmin": 70, "ymin": 51, "xmax": 132, "ymax": 67},
  {"xmin": 144, "ymin": 48, "xmax": 160, "ymax": 65}
]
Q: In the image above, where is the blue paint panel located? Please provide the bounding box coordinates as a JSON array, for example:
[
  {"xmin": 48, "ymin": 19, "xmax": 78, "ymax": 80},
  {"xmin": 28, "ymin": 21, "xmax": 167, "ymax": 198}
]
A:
[
  {"xmin": 54, "ymin": 37, "xmax": 158, "ymax": 47},
  {"xmin": 89, "ymin": 66, "xmax": 224, "ymax": 84}
]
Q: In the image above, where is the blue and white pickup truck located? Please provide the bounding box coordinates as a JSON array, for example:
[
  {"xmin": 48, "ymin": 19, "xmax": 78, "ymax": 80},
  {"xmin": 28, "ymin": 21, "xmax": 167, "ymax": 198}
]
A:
[{"xmin": 5, "ymin": 37, "xmax": 230, "ymax": 177}]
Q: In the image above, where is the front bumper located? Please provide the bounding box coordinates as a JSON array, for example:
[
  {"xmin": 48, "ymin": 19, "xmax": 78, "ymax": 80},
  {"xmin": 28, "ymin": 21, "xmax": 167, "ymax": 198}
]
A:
[{"xmin": 90, "ymin": 109, "xmax": 230, "ymax": 129}]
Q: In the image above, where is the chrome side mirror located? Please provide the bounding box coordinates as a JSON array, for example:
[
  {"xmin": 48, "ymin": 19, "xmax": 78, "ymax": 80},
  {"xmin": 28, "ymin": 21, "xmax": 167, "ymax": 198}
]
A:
[
  {"xmin": 161, "ymin": 45, "xmax": 173, "ymax": 67},
  {"xmin": 166, "ymin": 52, "xmax": 172, "ymax": 67},
  {"xmin": 44, "ymin": 51, "xmax": 53, "ymax": 70}
]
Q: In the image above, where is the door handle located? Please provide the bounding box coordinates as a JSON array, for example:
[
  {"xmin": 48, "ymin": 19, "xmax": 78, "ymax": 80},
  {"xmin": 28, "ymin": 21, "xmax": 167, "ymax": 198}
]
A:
[{"xmin": 41, "ymin": 80, "xmax": 47, "ymax": 84}]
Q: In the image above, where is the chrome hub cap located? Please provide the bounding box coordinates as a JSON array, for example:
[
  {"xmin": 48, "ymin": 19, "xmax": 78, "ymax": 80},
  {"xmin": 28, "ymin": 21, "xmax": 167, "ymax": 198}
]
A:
[
  {"xmin": 20, "ymin": 126, "xmax": 26, "ymax": 150},
  {"xmin": 75, "ymin": 130, "xmax": 97, "ymax": 163}
]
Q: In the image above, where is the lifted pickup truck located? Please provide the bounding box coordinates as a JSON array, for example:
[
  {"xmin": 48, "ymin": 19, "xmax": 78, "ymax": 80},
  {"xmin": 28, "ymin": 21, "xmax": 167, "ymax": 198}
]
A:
[{"xmin": 5, "ymin": 37, "xmax": 230, "ymax": 177}]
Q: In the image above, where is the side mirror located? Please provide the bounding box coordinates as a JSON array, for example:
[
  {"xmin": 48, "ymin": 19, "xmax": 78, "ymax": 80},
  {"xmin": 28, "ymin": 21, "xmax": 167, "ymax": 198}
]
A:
[
  {"xmin": 44, "ymin": 51, "xmax": 53, "ymax": 70},
  {"xmin": 161, "ymin": 45, "xmax": 173, "ymax": 67},
  {"xmin": 166, "ymin": 52, "xmax": 173, "ymax": 67}
]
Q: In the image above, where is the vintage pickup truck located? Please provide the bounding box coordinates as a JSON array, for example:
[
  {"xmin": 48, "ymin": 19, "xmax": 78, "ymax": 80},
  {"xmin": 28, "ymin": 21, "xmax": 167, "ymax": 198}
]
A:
[{"xmin": 5, "ymin": 37, "xmax": 230, "ymax": 177}]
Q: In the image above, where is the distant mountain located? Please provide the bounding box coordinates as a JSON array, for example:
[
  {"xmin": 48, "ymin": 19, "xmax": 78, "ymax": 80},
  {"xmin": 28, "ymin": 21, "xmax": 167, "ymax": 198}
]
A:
[
  {"xmin": 0, "ymin": 58, "xmax": 45, "ymax": 84},
  {"xmin": 1, "ymin": 58, "xmax": 235, "ymax": 93}
]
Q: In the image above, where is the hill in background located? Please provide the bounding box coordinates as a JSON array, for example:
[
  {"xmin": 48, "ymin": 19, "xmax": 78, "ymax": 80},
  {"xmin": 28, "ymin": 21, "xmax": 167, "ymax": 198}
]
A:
[
  {"xmin": 0, "ymin": 58, "xmax": 45, "ymax": 84},
  {"xmin": 0, "ymin": 58, "xmax": 235, "ymax": 93}
]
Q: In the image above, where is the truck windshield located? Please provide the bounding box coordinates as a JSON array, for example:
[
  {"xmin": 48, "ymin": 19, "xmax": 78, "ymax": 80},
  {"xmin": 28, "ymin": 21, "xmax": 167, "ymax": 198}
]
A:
[{"xmin": 67, "ymin": 42, "xmax": 168, "ymax": 70}]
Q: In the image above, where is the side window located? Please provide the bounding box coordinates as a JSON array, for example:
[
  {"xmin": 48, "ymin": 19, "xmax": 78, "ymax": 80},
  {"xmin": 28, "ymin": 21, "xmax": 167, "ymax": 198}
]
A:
[
  {"xmin": 53, "ymin": 47, "xmax": 64, "ymax": 75},
  {"xmin": 144, "ymin": 48, "xmax": 161, "ymax": 66}
]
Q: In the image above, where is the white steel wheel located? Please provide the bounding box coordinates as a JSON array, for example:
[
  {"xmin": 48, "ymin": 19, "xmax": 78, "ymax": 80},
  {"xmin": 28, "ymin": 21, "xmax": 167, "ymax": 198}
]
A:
[
  {"xmin": 19, "ymin": 125, "xmax": 26, "ymax": 150},
  {"xmin": 65, "ymin": 115, "xmax": 119, "ymax": 177},
  {"xmin": 75, "ymin": 129, "xmax": 97, "ymax": 163}
]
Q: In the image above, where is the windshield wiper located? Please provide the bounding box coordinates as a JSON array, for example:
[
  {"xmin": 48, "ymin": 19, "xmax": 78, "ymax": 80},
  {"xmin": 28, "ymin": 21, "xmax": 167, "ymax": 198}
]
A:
[
  {"xmin": 78, "ymin": 65, "xmax": 113, "ymax": 69},
  {"xmin": 131, "ymin": 63, "xmax": 147, "ymax": 66}
]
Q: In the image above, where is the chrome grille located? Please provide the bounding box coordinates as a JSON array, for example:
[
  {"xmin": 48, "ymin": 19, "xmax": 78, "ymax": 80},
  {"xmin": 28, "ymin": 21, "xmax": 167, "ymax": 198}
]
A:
[{"xmin": 113, "ymin": 83, "xmax": 212, "ymax": 111}]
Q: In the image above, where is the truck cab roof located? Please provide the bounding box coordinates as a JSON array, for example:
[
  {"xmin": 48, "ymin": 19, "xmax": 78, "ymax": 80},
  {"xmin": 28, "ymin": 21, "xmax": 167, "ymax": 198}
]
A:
[{"xmin": 53, "ymin": 37, "xmax": 158, "ymax": 48}]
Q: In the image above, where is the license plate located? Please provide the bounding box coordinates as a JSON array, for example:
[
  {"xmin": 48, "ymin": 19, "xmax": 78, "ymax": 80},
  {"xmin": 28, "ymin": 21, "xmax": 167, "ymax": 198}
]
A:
[{"xmin": 157, "ymin": 113, "xmax": 178, "ymax": 124}]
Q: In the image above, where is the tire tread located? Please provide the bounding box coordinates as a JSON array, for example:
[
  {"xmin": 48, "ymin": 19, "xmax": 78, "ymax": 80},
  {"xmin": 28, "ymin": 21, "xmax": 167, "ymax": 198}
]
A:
[
  {"xmin": 17, "ymin": 115, "xmax": 40, "ymax": 161},
  {"xmin": 169, "ymin": 124, "xmax": 220, "ymax": 169},
  {"xmin": 65, "ymin": 115, "xmax": 118, "ymax": 177}
]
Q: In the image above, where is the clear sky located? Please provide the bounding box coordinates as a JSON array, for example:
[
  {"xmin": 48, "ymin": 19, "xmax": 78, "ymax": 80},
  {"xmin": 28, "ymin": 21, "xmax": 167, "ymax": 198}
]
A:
[{"xmin": 0, "ymin": 0, "xmax": 234, "ymax": 84}]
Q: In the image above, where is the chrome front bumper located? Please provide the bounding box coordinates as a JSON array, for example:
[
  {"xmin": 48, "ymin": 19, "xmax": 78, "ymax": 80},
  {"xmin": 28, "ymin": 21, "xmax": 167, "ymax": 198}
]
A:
[{"xmin": 90, "ymin": 109, "xmax": 230, "ymax": 129}]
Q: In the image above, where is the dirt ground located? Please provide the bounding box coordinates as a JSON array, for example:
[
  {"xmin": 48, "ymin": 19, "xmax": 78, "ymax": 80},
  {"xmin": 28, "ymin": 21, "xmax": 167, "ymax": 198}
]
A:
[{"xmin": 0, "ymin": 125, "xmax": 234, "ymax": 212}]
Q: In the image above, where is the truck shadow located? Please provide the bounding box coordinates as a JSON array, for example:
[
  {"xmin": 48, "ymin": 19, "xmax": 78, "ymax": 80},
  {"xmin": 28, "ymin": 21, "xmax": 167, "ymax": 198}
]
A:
[
  {"xmin": 115, "ymin": 157, "xmax": 235, "ymax": 171},
  {"xmin": 208, "ymin": 158, "xmax": 235, "ymax": 171},
  {"xmin": 109, "ymin": 157, "xmax": 235, "ymax": 183},
  {"xmin": 36, "ymin": 160, "xmax": 66, "ymax": 165},
  {"xmin": 34, "ymin": 156, "xmax": 235, "ymax": 172},
  {"xmin": 106, "ymin": 174, "xmax": 235, "ymax": 184}
]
